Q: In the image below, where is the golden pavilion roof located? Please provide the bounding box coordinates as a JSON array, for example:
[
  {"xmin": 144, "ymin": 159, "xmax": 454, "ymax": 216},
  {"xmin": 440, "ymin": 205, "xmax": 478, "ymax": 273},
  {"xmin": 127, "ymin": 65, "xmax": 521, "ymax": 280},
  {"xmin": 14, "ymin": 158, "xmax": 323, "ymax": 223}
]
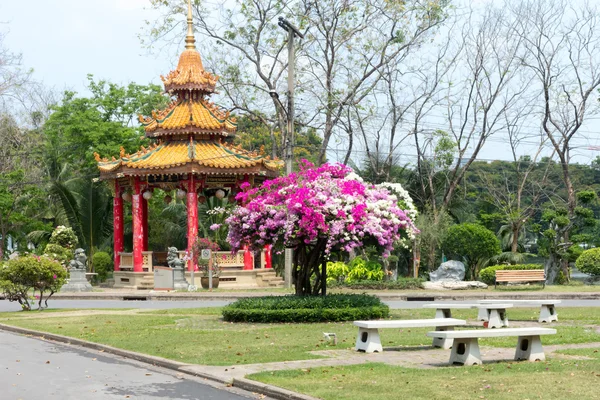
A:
[
  {"xmin": 161, "ymin": 49, "xmax": 219, "ymax": 93},
  {"xmin": 139, "ymin": 97, "xmax": 237, "ymax": 137},
  {"xmin": 96, "ymin": 140, "xmax": 282, "ymax": 177}
]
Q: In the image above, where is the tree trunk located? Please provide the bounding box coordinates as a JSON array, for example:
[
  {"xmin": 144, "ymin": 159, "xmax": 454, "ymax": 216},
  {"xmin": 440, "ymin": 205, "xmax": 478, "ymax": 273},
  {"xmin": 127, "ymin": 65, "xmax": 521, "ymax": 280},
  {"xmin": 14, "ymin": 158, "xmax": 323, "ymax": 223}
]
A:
[
  {"xmin": 293, "ymin": 239, "xmax": 328, "ymax": 296},
  {"xmin": 545, "ymin": 252, "xmax": 560, "ymax": 285},
  {"xmin": 511, "ymin": 221, "xmax": 521, "ymax": 253}
]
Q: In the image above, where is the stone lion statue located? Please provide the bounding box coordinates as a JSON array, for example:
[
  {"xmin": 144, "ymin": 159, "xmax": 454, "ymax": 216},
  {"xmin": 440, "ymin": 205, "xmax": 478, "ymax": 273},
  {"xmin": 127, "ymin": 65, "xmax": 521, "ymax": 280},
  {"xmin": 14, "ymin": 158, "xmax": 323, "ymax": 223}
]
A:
[
  {"xmin": 167, "ymin": 247, "xmax": 185, "ymax": 270},
  {"xmin": 69, "ymin": 248, "xmax": 87, "ymax": 271}
]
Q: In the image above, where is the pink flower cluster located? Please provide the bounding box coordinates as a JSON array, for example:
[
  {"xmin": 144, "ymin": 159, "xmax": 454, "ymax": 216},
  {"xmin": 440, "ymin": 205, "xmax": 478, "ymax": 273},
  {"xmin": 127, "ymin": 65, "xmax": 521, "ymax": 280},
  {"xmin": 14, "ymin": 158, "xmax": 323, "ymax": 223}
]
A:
[{"xmin": 226, "ymin": 161, "xmax": 416, "ymax": 257}]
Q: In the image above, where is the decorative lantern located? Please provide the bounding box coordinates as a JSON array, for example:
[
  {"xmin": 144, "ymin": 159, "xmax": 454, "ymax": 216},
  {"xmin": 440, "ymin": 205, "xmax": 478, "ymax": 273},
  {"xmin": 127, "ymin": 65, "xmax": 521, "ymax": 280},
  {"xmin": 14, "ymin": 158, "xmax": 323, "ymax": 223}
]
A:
[
  {"xmin": 198, "ymin": 195, "xmax": 207, "ymax": 204},
  {"xmin": 142, "ymin": 190, "xmax": 153, "ymax": 200},
  {"xmin": 176, "ymin": 188, "xmax": 186, "ymax": 199},
  {"xmin": 215, "ymin": 189, "xmax": 226, "ymax": 199},
  {"xmin": 121, "ymin": 192, "xmax": 132, "ymax": 202},
  {"xmin": 164, "ymin": 195, "xmax": 172, "ymax": 204}
]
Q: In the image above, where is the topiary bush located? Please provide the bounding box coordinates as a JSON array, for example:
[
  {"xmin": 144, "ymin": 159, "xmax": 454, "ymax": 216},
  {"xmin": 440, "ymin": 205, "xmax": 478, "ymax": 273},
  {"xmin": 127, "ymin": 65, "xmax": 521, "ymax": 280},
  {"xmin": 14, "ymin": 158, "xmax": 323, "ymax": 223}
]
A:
[
  {"xmin": 48, "ymin": 226, "xmax": 78, "ymax": 249},
  {"xmin": 328, "ymin": 278, "xmax": 424, "ymax": 290},
  {"xmin": 575, "ymin": 248, "xmax": 600, "ymax": 276},
  {"xmin": 0, "ymin": 256, "xmax": 67, "ymax": 311},
  {"xmin": 222, "ymin": 294, "xmax": 389, "ymax": 323},
  {"xmin": 43, "ymin": 243, "xmax": 73, "ymax": 268},
  {"xmin": 92, "ymin": 251, "xmax": 113, "ymax": 282},
  {"xmin": 479, "ymin": 264, "xmax": 544, "ymax": 285},
  {"xmin": 442, "ymin": 223, "xmax": 501, "ymax": 280}
]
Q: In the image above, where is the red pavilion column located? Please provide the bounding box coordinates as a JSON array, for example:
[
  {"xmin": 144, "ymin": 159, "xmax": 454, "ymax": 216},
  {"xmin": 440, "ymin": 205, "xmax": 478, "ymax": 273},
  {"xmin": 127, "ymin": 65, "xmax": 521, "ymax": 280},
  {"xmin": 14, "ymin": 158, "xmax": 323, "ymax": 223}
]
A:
[
  {"xmin": 243, "ymin": 244, "xmax": 253, "ymax": 270},
  {"xmin": 264, "ymin": 245, "xmax": 272, "ymax": 269},
  {"xmin": 132, "ymin": 177, "xmax": 144, "ymax": 272},
  {"xmin": 113, "ymin": 180, "xmax": 124, "ymax": 272},
  {"xmin": 141, "ymin": 193, "xmax": 149, "ymax": 251},
  {"xmin": 186, "ymin": 174, "xmax": 198, "ymax": 271}
]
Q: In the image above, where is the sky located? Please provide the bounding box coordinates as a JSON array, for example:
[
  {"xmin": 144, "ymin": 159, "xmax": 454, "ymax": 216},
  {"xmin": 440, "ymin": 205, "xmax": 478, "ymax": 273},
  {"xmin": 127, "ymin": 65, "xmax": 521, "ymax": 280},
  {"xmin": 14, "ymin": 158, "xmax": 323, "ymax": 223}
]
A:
[
  {"xmin": 1, "ymin": 0, "xmax": 173, "ymax": 94},
  {"xmin": 2, "ymin": 0, "xmax": 599, "ymax": 165}
]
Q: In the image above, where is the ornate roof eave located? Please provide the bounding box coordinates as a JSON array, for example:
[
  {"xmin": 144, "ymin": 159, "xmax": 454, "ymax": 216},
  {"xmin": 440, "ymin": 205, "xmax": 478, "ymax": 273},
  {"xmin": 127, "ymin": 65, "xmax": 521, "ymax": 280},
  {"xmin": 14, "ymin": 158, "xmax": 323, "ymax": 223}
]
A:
[
  {"xmin": 145, "ymin": 127, "xmax": 235, "ymax": 138},
  {"xmin": 164, "ymin": 81, "xmax": 217, "ymax": 93},
  {"xmin": 98, "ymin": 164, "xmax": 279, "ymax": 181}
]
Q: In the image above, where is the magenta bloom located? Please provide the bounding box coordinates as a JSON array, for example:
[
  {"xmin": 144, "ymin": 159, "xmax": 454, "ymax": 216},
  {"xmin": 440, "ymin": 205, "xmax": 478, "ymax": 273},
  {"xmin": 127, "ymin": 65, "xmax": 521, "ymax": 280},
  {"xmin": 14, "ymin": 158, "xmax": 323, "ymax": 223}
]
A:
[
  {"xmin": 226, "ymin": 160, "xmax": 416, "ymax": 257},
  {"xmin": 53, "ymin": 274, "xmax": 57, "ymax": 280}
]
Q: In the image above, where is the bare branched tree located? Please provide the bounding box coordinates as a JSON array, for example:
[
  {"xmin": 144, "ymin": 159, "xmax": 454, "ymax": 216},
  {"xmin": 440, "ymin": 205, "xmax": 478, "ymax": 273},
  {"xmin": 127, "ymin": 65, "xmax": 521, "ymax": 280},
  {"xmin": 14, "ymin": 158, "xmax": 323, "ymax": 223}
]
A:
[{"xmin": 509, "ymin": 0, "xmax": 600, "ymax": 282}]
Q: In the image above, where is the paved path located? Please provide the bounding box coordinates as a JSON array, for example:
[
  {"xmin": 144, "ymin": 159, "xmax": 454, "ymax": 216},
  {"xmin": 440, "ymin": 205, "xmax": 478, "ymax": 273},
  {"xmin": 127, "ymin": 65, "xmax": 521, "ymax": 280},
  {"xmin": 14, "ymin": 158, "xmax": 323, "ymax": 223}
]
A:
[
  {"xmin": 0, "ymin": 331, "xmax": 271, "ymax": 400},
  {"xmin": 2, "ymin": 298, "xmax": 600, "ymax": 312}
]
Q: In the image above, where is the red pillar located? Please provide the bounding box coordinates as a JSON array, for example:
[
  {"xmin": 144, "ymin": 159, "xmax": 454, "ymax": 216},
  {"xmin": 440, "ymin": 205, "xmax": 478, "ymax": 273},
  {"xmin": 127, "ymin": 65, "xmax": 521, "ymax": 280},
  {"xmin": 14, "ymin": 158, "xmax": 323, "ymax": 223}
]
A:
[
  {"xmin": 186, "ymin": 175, "xmax": 198, "ymax": 271},
  {"xmin": 132, "ymin": 177, "xmax": 144, "ymax": 272},
  {"xmin": 113, "ymin": 181, "xmax": 124, "ymax": 272},
  {"xmin": 141, "ymin": 194, "xmax": 148, "ymax": 251},
  {"xmin": 264, "ymin": 245, "xmax": 272, "ymax": 269},
  {"xmin": 243, "ymin": 244, "xmax": 253, "ymax": 270}
]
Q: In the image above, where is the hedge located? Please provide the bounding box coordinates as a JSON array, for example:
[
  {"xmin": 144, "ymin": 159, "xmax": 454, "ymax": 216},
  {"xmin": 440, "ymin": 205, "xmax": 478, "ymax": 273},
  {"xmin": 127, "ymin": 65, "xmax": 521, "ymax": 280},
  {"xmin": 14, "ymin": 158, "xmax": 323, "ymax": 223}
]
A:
[
  {"xmin": 479, "ymin": 264, "xmax": 543, "ymax": 285},
  {"xmin": 328, "ymin": 278, "xmax": 424, "ymax": 290},
  {"xmin": 222, "ymin": 294, "xmax": 389, "ymax": 323}
]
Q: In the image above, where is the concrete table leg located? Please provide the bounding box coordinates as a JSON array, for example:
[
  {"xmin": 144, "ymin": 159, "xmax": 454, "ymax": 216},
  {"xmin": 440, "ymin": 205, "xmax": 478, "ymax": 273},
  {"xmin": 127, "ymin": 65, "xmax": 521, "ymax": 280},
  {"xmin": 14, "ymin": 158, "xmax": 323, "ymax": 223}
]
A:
[
  {"xmin": 432, "ymin": 326, "xmax": 454, "ymax": 349},
  {"xmin": 487, "ymin": 309, "xmax": 509, "ymax": 328},
  {"xmin": 515, "ymin": 335, "xmax": 545, "ymax": 361},
  {"xmin": 539, "ymin": 304, "xmax": 558, "ymax": 323},
  {"xmin": 449, "ymin": 338, "xmax": 482, "ymax": 366},
  {"xmin": 355, "ymin": 327, "xmax": 382, "ymax": 353},
  {"xmin": 478, "ymin": 308, "xmax": 489, "ymax": 321},
  {"xmin": 435, "ymin": 308, "xmax": 452, "ymax": 319}
]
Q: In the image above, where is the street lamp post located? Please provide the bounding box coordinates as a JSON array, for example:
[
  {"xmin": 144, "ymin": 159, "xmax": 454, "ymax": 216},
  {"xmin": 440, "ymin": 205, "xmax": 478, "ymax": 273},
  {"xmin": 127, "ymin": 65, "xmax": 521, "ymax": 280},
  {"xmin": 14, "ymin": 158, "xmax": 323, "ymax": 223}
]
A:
[{"xmin": 277, "ymin": 17, "xmax": 304, "ymax": 289}]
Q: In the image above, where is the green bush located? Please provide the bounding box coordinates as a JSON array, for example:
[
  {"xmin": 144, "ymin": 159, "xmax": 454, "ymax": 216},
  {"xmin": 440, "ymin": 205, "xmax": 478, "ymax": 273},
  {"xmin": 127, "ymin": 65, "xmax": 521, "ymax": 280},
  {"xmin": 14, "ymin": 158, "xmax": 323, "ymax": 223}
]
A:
[
  {"xmin": 92, "ymin": 252, "xmax": 113, "ymax": 282},
  {"xmin": 0, "ymin": 256, "xmax": 67, "ymax": 311},
  {"xmin": 479, "ymin": 264, "xmax": 544, "ymax": 285},
  {"xmin": 442, "ymin": 223, "xmax": 501, "ymax": 280},
  {"xmin": 222, "ymin": 294, "xmax": 389, "ymax": 323},
  {"xmin": 328, "ymin": 278, "xmax": 424, "ymax": 290},
  {"xmin": 575, "ymin": 248, "xmax": 600, "ymax": 276},
  {"xmin": 43, "ymin": 243, "xmax": 73, "ymax": 268},
  {"xmin": 325, "ymin": 261, "xmax": 350, "ymax": 284},
  {"xmin": 346, "ymin": 257, "xmax": 384, "ymax": 283},
  {"xmin": 48, "ymin": 226, "xmax": 78, "ymax": 249}
]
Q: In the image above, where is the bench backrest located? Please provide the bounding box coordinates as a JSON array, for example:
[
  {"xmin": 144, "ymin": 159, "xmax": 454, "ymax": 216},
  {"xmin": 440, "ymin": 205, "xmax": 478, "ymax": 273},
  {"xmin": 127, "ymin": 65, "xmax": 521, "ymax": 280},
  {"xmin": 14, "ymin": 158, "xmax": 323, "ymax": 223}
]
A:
[{"xmin": 495, "ymin": 269, "xmax": 545, "ymax": 282}]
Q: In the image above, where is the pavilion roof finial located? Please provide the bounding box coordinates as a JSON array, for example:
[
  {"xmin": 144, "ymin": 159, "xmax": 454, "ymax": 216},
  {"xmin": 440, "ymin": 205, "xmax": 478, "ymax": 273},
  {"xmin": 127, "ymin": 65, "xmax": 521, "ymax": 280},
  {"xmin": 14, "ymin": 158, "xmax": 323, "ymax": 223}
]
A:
[{"xmin": 185, "ymin": 0, "xmax": 196, "ymax": 50}]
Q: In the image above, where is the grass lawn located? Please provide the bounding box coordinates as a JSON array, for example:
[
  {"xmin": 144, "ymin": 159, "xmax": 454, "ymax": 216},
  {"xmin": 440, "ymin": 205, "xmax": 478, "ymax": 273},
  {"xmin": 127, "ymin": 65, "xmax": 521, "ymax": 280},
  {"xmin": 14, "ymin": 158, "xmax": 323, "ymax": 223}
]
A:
[
  {"xmin": 248, "ymin": 356, "xmax": 600, "ymax": 400},
  {"xmin": 1, "ymin": 307, "xmax": 599, "ymax": 366}
]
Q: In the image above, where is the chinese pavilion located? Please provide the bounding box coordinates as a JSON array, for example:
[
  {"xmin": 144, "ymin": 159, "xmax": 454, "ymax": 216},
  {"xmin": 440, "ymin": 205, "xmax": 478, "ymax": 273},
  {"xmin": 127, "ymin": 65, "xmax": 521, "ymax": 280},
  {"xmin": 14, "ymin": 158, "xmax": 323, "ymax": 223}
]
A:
[{"xmin": 95, "ymin": 0, "xmax": 281, "ymax": 288}]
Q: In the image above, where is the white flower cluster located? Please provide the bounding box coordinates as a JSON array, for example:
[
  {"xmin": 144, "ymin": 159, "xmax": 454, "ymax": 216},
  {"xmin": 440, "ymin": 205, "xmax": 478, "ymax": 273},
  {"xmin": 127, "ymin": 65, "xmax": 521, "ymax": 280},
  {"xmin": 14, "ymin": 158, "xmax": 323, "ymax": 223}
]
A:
[{"xmin": 206, "ymin": 207, "xmax": 227, "ymax": 215}]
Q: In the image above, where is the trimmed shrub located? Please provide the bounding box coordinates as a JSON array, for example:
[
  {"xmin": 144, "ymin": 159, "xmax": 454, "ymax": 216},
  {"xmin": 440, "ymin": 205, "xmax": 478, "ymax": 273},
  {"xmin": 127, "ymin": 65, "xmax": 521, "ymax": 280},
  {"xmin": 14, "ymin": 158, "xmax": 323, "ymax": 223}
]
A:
[
  {"xmin": 43, "ymin": 243, "xmax": 73, "ymax": 268},
  {"xmin": 48, "ymin": 226, "xmax": 78, "ymax": 249},
  {"xmin": 442, "ymin": 223, "xmax": 501, "ymax": 280},
  {"xmin": 92, "ymin": 251, "xmax": 113, "ymax": 282},
  {"xmin": 328, "ymin": 278, "xmax": 424, "ymax": 290},
  {"xmin": 479, "ymin": 264, "xmax": 544, "ymax": 285},
  {"xmin": 0, "ymin": 256, "xmax": 67, "ymax": 311},
  {"xmin": 575, "ymin": 248, "xmax": 600, "ymax": 276},
  {"xmin": 222, "ymin": 294, "xmax": 389, "ymax": 323}
]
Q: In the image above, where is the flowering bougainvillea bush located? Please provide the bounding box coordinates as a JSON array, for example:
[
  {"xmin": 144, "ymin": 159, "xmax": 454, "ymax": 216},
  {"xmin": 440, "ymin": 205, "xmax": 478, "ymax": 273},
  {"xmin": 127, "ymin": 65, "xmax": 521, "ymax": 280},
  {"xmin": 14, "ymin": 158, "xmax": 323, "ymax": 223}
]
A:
[
  {"xmin": 0, "ymin": 255, "xmax": 67, "ymax": 311},
  {"xmin": 226, "ymin": 161, "xmax": 417, "ymax": 295}
]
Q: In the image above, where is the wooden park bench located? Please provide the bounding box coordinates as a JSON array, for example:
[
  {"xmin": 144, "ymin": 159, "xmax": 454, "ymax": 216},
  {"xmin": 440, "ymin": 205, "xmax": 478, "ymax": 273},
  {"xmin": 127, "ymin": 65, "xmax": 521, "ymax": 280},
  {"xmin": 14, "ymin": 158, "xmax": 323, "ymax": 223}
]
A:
[
  {"xmin": 495, "ymin": 269, "xmax": 546, "ymax": 288},
  {"xmin": 427, "ymin": 327, "xmax": 556, "ymax": 366},
  {"xmin": 478, "ymin": 299, "xmax": 560, "ymax": 323},
  {"xmin": 354, "ymin": 318, "xmax": 467, "ymax": 353}
]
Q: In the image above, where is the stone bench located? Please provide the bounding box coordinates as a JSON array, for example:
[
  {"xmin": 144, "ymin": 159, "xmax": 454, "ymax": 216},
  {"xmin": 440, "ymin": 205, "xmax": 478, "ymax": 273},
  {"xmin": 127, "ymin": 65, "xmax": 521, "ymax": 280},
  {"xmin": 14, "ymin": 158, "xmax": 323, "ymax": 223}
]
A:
[
  {"xmin": 422, "ymin": 303, "xmax": 479, "ymax": 319},
  {"xmin": 354, "ymin": 318, "xmax": 467, "ymax": 353},
  {"xmin": 426, "ymin": 327, "xmax": 556, "ymax": 365},
  {"xmin": 423, "ymin": 303, "xmax": 512, "ymax": 329},
  {"xmin": 477, "ymin": 299, "xmax": 560, "ymax": 323}
]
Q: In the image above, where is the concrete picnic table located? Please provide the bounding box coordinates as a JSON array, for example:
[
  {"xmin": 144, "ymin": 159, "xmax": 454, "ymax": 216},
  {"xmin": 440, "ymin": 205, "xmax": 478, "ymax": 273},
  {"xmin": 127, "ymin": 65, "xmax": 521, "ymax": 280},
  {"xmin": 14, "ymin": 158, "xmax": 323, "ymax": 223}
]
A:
[
  {"xmin": 477, "ymin": 299, "xmax": 560, "ymax": 323},
  {"xmin": 422, "ymin": 302, "xmax": 512, "ymax": 328}
]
